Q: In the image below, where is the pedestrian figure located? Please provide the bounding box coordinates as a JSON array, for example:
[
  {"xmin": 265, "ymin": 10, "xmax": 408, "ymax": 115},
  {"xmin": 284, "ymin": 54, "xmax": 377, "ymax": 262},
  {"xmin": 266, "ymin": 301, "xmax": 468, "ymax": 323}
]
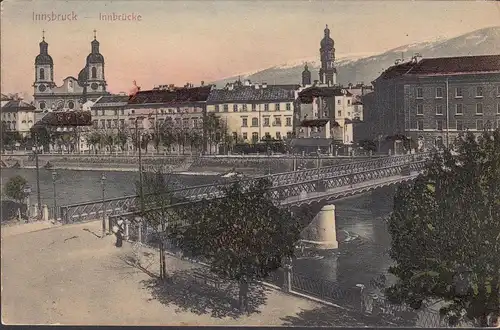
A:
[{"xmin": 112, "ymin": 219, "xmax": 124, "ymax": 248}]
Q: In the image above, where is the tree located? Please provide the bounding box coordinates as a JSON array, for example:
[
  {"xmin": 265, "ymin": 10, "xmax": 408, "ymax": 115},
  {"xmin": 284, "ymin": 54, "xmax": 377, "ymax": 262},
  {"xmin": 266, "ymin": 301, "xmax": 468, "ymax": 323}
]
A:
[
  {"xmin": 203, "ymin": 113, "xmax": 223, "ymax": 154},
  {"xmin": 86, "ymin": 131, "xmax": 102, "ymax": 154},
  {"xmin": 386, "ymin": 130, "xmax": 500, "ymax": 327},
  {"xmin": 116, "ymin": 129, "xmax": 128, "ymax": 151},
  {"xmin": 170, "ymin": 178, "xmax": 301, "ymax": 312},
  {"xmin": 4, "ymin": 175, "xmax": 29, "ymax": 205}
]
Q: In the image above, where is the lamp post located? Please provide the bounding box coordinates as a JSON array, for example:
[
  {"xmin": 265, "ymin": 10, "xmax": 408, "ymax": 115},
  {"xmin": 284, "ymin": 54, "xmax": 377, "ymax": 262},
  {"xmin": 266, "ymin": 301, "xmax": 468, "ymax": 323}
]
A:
[
  {"xmin": 51, "ymin": 170, "xmax": 57, "ymax": 220},
  {"xmin": 101, "ymin": 173, "xmax": 106, "ymax": 237},
  {"xmin": 33, "ymin": 133, "xmax": 42, "ymax": 219},
  {"xmin": 134, "ymin": 116, "xmax": 145, "ymax": 243}
]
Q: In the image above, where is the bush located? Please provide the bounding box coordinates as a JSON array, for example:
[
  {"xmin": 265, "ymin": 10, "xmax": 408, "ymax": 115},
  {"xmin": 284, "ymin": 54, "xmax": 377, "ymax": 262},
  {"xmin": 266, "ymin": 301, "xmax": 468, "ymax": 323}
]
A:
[{"xmin": 4, "ymin": 175, "xmax": 29, "ymax": 204}]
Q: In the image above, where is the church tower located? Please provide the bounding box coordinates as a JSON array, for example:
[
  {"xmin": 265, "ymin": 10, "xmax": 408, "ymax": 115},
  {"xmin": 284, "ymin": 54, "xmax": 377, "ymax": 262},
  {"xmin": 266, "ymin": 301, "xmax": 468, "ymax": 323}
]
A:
[
  {"xmin": 85, "ymin": 30, "xmax": 107, "ymax": 94},
  {"xmin": 319, "ymin": 25, "xmax": 337, "ymax": 86},
  {"xmin": 302, "ymin": 63, "xmax": 311, "ymax": 86},
  {"xmin": 33, "ymin": 31, "xmax": 55, "ymax": 106}
]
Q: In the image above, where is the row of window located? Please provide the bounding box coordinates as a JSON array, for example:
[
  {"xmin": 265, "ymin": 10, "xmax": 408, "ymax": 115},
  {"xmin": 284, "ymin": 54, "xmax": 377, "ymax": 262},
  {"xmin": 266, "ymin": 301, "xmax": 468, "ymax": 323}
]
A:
[
  {"xmin": 241, "ymin": 117, "xmax": 292, "ymax": 127},
  {"xmin": 237, "ymin": 131, "xmax": 293, "ymax": 141},
  {"xmin": 39, "ymin": 67, "xmax": 98, "ymax": 80},
  {"xmin": 39, "ymin": 101, "xmax": 75, "ymax": 110},
  {"xmin": 414, "ymin": 119, "xmax": 500, "ymax": 131},
  {"xmin": 92, "ymin": 117, "xmax": 202, "ymax": 129},
  {"xmin": 416, "ymin": 103, "xmax": 500, "ymax": 116},
  {"xmin": 214, "ymin": 103, "xmax": 292, "ymax": 113},
  {"xmin": 416, "ymin": 86, "xmax": 500, "ymax": 99}
]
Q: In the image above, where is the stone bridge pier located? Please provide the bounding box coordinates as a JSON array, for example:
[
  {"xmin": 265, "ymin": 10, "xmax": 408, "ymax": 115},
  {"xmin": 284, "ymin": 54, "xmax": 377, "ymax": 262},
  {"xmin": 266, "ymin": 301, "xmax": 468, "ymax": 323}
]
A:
[{"xmin": 297, "ymin": 203, "xmax": 339, "ymax": 250}]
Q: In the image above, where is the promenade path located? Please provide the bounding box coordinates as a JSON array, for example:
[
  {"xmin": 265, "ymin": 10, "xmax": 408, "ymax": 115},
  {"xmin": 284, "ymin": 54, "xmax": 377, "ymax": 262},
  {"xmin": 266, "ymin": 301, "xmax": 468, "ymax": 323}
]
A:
[{"xmin": 1, "ymin": 220, "xmax": 387, "ymax": 326}]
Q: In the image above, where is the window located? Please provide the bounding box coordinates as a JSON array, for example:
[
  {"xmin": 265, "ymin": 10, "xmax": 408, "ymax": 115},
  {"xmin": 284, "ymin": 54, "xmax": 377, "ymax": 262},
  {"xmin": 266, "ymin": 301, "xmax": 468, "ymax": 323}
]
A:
[
  {"xmin": 274, "ymin": 117, "xmax": 282, "ymax": 126},
  {"xmin": 131, "ymin": 110, "xmax": 135, "ymax": 114},
  {"xmin": 193, "ymin": 118, "xmax": 199, "ymax": 128},
  {"xmin": 100, "ymin": 120, "xmax": 105, "ymax": 128},
  {"xmin": 435, "ymin": 104, "xmax": 443, "ymax": 115},
  {"xmin": 21, "ymin": 120, "xmax": 26, "ymax": 124},
  {"xmin": 93, "ymin": 120, "xmax": 98, "ymax": 128},
  {"xmin": 417, "ymin": 120, "xmax": 424, "ymax": 131},
  {"xmin": 286, "ymin": 132, "xmax": 293, "ymax": 138},
  {"xmin": 121, "ymin": 109, "xmax": 125, "ymax": 115},
  {"xmin": 120, "ymin": 119, "xmax": 125, "ymax": 128},
  {"xmin": 286, "ymin": 103, "xmax": 291, "ymax": 111},
  {"xmin": 91, "ymin": 67, "xmax": 97, "ymax": 79},
  {"xmin": 39, "ymin": 102, "xmax": 46, "ymax": 110},
  {"xmin": 286, "ymin": 117, "xmax": 292, "ymax": 126},
  {"xmin": 252, "ymin": 104, "xmax": 257, "ymax": 111},
  {"xmin": 264, "ymin": 133, "xmax": 271, "ymax": 139},
  {"xmin": 242, "ymin": 132, "xmax": 248, "ymax": 140},
  {"xmin": 436, "ymin": 120, "xmax": 443, "ymax": 131},
  {"xmin": 476, "ymin": 86, "xmax": 483, "ymax": 98},
  {"xmin": 183, "ymin": 118, "xmax": 189, "ymax": 127},
  {"xmin": 215, "ymin": 105, "xmax": 220, "ymax": 112},
  {"xmin": 275, "ymin": 103, "xmax": 280, "ymax": 111},
  {"xmin": 456, "ymin": 120, "xmax": 463, "ymax": 131},
  {"xmin": 417, "ymin": 104, "xmax": 424, "ymax": 115},
  {"xmin": 39, "ymin": 68, "xmax": 45, "ymax": 80},
  {"xmin": 455, "ymin": 104, "xmax": 463, "ymax": 115},
  {"xmin": 264, "ymin": 104, "xmax": 269, "ymax": 111},
  {"xmin": 223, "ymin": 104, "xmax": 228, "ymax": 112},
  {"xmin": 107, "ymin": 119, "xmax": 112, "ymax": 128},
  {"xmin": 497, "ymin": 103, "xmax": 500, "ymax": 114},
  {"xmin": 251, "ymin": 118, "xmax": 258, "ymax": 127},
  {"xmin": 455, "ymin": 87, "xmax": 463, "ymax": 98},
  {"xmin": 436, "ymin": 87, "xmax": 443, "ymax": 98},
  {"xmin": 476, "ymin": 103, "xmax": 483, "ymax": 115},
  {"xmin": 416, "ymin": 87, "xmax": 423, "ymax": 99},
  {"xmin": 348, "ymin": 100, "xmax": 351, "ymax": 105},
  {"xmin": 276, "ymin": 132, "xmax": 281, "ymax": 140},
  {"xmin": 242, "ymin": 118, "xmax": 248, "ymax": 127},
  {"xmin": 337, "ymin": 110, "xmax": 341, "ymax": 117},
  {"xmin": 233, "ymin": 104, "xmax": 238, "ymax": 112},
  {"xmin": 243, "ymin": 104, "xmax": 247, "ymax": 111},
  {"xmin": 264, "ymin": 117, "xmax": 270, "ymax": 126},
  {"xmin": 337, "ymin": 99, "xmax": 341, "ymax": 105},
  {"xmin": 477, "ymin": 119, "xmax": 484, "ymax": 131},
  {"xmin": 113, "ymin": 119, "xmax": 118, "ymax": 127},
  {"xmin": 497, "ymin": 119, "xmax": 500, "ymax": 129},
  {"xmin": 252, "ymin": 132, "xmax": 259, "ymax": 142},
  {"xmin": 101, "ymin": 110, "xmax": 105, "ymax": 116}
]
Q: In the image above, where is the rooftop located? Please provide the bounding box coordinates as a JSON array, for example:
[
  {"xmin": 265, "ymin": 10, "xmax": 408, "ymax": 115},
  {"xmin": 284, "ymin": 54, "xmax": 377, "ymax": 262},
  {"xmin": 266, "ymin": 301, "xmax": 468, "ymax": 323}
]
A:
[
  {"xmin": 128, "ymin": 86, "xmax": 212, "ymax": 105},
  {"xmin": 92, "ymin": 95, "xmax": 130, "ymax": 108},
  {"xmin": 208, "ymin": 85, "xmax": 298, "ymax": 103},
  {"xmin": 299, "ymin": 86, "xmax": 352, "ymax": 103},
  {"xmin": 1, "ymin": 100, "xmax": 36, "ymax": 112},
  {"xmin": 379, "ymin": 54, "xmax": 500, "ymax": 79}
]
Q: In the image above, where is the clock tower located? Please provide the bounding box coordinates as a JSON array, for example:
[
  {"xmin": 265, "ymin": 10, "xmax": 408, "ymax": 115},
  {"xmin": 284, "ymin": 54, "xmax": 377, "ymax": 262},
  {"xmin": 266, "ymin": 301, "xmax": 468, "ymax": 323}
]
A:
[
  {"xmin": 33, "ymin": 31, "xmax": 55, "ymax": 110},
  {"xmin": 85, "ymin": 30, "xmax": 107, "ymax": 94}
]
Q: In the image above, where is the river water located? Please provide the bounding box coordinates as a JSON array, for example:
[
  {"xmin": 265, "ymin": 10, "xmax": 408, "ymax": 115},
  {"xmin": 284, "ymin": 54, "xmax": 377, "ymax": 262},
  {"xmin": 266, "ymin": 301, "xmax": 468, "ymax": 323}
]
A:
[{"xmin": 1, "ymin": 168, "xmax": 395, "ymax": 288}]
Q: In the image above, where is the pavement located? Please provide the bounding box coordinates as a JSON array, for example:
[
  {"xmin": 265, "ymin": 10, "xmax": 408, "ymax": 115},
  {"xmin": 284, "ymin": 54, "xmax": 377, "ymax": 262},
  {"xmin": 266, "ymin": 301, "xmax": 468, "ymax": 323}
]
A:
[{"xmin": 1, "ymin": 219, "xmax": 388, "ymax": 326}]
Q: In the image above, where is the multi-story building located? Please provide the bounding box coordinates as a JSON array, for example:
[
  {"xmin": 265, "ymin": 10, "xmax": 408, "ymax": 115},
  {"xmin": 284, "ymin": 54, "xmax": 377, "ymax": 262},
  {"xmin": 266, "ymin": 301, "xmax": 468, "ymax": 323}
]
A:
[
  {"xmin": 296, "ymin": 85, "xmax": 356, "ymax": 144},
  {"xmin": 126, "ymin": 85, "xmax": 212, "ymax": 153},
  {"xmin": 371, "ymin": 54, "xmax": 500, "ymax": 150},
  {"xmin": 32, "ymin": 31, "xmax": 109, "ymax": 114},
  {"xmin": 206, "ymin": 80, "xmax": 299, "ymax": 142},
  {"xmin": 1, "ymin": 94, "xmax": 37, "ymax": 137},
  {"xmin": 90, "ymin": 94, "xmax": 129, "ymax": 132}
]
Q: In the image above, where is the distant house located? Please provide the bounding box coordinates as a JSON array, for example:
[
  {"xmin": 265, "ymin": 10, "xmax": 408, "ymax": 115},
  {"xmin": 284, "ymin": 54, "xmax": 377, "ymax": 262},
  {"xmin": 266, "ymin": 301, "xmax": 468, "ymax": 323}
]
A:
[{"xmin": 1, "ymin": 94, "xmax": 37, "ymax": 137}]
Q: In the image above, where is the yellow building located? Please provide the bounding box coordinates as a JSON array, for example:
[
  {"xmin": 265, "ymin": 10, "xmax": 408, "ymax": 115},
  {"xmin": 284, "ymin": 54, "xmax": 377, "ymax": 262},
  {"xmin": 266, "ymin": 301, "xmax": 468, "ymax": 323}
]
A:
[
  {"xmin": 207, "ymin": 80, "xmax": 300, "ymax": 143},
  {"xmin": 1, "ymin": 94, "xmax": 37, "ymax": 137}
]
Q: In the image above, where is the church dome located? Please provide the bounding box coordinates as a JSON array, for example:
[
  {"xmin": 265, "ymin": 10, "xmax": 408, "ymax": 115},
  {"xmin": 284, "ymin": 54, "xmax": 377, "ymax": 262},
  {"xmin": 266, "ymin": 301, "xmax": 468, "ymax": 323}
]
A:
[
  {"xmin": 320, "ymin": 25, "xmax": 334, "ymax": 48},
  {"xmin": 77, "ymin": 67, "xmax": 87, "ymax": 86},
  {"xmin": 35, "ymin": 40, "xmax": 53, "ymax": 65},
  {"xmin": 86, "ymin": 53, "xmax": 105, "ymax": 64},
  {"xmin": 35, "ymin": 53, "xmax": 53, "ymax": 65}
]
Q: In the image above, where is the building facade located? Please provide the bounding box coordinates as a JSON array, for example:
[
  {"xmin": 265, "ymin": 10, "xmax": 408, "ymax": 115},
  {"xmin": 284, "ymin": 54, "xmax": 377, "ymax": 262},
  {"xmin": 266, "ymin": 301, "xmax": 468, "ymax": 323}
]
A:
[
  {"xmin": 206, "ymin": 80, "xmax": 299, "ymax": 142},
  {"xmin": 371, "ymin": 55, "xmax": 500, "ymax": 150},
  {"xmin": 33, "ymin": 31, "xmax": 109, "ymax": 114},
  {"xmin": 1, "ymin": 94, "xmax": 37, "ymax": 136}
]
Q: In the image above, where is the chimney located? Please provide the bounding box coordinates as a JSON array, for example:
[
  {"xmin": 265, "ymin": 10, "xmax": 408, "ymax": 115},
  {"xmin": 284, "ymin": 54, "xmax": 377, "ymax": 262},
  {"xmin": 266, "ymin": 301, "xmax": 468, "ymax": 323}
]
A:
[
  {"xmin": 262, "ymin": 82, "xmax": 268, "ymax": 89},
  {"xmin": 201, "ymin": 81, "xmax": 205, "ymax": 86}
]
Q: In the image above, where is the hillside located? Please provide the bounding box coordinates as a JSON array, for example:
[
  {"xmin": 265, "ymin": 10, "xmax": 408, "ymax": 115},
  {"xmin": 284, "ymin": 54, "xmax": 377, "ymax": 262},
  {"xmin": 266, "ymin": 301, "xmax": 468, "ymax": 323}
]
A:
[{"xmin": 212, "ymin": 26, "xmax": 500, "ymax": 87}]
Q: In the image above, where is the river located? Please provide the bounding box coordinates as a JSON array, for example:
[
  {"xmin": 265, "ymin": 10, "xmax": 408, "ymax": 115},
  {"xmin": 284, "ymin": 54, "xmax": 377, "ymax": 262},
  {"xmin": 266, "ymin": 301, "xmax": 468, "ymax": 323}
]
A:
[{"xmin": 1, "ymin": 168, "xmax": 395, "ymax": 288}]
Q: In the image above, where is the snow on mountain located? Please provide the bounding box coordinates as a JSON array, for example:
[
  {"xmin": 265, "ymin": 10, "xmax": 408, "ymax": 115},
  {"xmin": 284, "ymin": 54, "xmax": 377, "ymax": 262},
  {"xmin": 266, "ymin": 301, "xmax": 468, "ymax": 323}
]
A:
[{"xmin": 212, "ymin": 26, "xmax": 500, "ymax": 87}]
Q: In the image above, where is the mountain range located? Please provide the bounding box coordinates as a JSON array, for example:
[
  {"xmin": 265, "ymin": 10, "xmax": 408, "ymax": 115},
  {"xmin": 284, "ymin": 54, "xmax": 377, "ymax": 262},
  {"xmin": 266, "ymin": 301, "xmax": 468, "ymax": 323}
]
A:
[{"xmin": 212, "ymin": 26, "xmax": 500, "ymax": 87}]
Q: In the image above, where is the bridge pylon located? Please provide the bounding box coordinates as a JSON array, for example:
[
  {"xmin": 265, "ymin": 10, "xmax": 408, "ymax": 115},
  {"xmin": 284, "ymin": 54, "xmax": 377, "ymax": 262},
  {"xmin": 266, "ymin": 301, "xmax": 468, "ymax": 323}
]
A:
[{"xmin": 300, "ymin": 204, "xmax": 338, "ymax": 250}]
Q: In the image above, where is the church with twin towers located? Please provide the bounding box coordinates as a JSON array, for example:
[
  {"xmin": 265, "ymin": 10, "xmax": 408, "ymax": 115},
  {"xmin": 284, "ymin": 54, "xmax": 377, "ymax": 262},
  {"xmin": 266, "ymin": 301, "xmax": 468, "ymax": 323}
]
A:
[{"xmin": 33, "ymin": 30, "xmax": 109, "ymax": 113}]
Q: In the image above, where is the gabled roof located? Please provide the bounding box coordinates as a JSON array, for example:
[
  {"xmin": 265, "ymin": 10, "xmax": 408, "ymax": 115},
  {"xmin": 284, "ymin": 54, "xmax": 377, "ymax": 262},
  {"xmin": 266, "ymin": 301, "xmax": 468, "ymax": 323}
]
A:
[
  {"xmin": 1, "ymin": 94, "xmax": 10, "ymax": 101},
  {"xmin": 92, "ymin": 94, "xmax": 130, "ymax": 108},
  {"xmin": 1, "ymin": 100, "xmax": 36, "ymax": 112},
  {"xmin": 207, "ymin": 85, "xmax": 297, "ymax": 103},
  {"xmin": 299, "ymin": 86, "xmax": 352, "ymax": 103},
  {"xmin": 378, "ymin": 55, "xmax": 500, "ymax": 80},
  {"xmin": 128, "ymin": 86, "xmax": 212, "ymax": 105},
  {"xmin": 299, "ymin": 119, "xmax": 329, "ymax": 127}
]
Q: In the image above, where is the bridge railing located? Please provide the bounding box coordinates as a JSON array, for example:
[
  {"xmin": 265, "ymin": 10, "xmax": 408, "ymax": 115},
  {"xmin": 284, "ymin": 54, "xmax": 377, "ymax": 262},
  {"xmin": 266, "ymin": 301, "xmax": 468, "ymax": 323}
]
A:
[{"xmin": 59, "ymin": 153, "xmax": 430, "ymax": 224}]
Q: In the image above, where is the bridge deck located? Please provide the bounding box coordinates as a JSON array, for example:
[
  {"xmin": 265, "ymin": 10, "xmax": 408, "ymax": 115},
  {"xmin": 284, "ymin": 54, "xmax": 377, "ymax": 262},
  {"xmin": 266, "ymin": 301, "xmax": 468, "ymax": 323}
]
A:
[{"xmin": 281, "ymin": 172, "xmax": 419, "ymax": 206}]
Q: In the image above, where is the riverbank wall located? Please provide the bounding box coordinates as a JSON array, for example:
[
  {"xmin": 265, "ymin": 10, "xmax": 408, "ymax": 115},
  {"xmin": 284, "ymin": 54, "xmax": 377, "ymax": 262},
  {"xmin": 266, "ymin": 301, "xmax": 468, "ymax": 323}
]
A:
[{"xmin": 3, "ymin": 153, "xmax": 378, "ymax": 175}]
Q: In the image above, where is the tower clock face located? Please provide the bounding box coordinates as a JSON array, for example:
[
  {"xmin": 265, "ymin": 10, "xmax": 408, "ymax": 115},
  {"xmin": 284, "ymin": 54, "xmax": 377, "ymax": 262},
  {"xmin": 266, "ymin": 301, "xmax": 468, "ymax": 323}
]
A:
[
  {"xmin": 38, "ymin": 84, "xmax": 46, "ymax": 92},
  {"xmin": 91, "ymin": 83, "xmax": 98, "ymax": 90}
]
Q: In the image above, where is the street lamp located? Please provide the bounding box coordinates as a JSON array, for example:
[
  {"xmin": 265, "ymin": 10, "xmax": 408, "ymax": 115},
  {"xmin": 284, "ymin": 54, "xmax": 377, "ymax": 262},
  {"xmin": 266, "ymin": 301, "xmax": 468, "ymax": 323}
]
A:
[
  {"xmin": 32, "ymin": 133, "xmax": 43, "ymax": 219},
  {"xmin": 51, "ymin": 170, "xmax": 57, "ymax": 220},
  {"xmin": 101, "ymin": 173, "xmax": 106, "ymax": 237}
]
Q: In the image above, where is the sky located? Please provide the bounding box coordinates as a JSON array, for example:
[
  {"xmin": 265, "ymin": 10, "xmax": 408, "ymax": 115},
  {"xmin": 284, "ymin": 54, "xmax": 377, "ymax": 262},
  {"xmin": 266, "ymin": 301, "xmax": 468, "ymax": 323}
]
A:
[{"xmin": 1, "ymin": 0, "xmax": 500, "ymax": 99}]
